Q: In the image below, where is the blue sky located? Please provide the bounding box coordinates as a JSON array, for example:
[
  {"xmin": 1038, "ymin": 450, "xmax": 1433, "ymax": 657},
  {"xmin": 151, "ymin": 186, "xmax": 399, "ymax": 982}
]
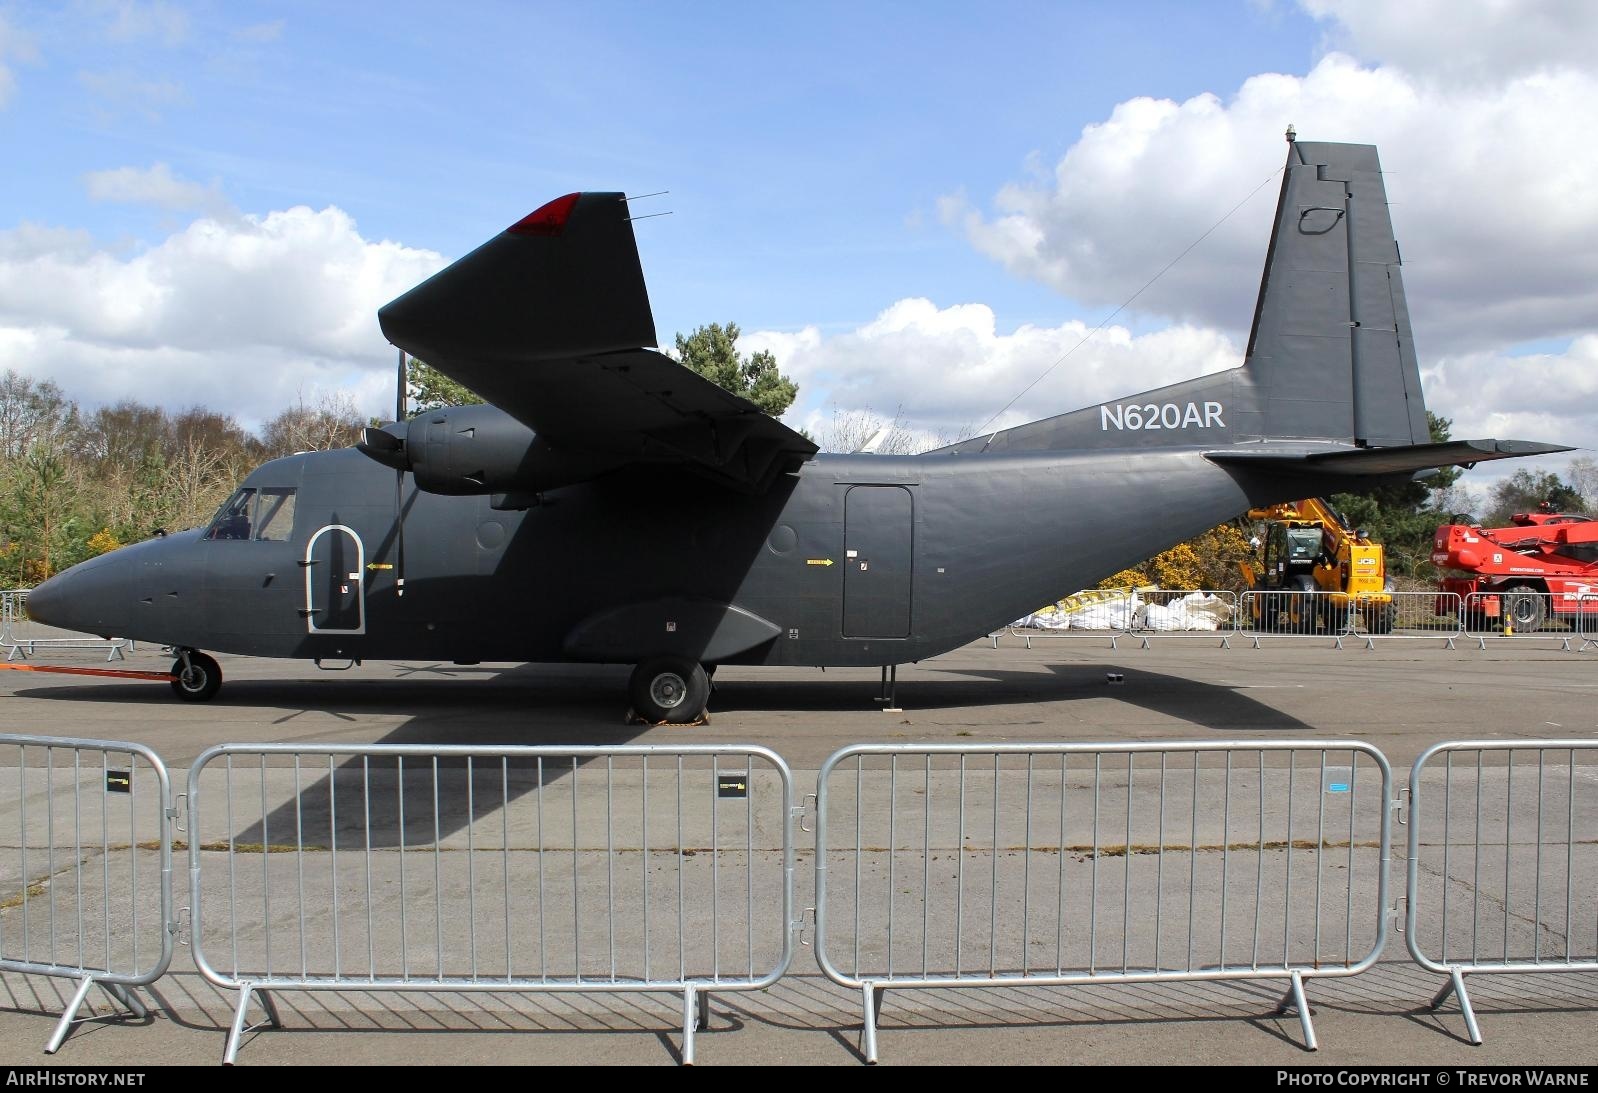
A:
[
  {"xmin": 2, "ymin": 1, "xmax": 1595, "ymax": 504},
  {"xmin": 3, "ymin": 1, "xmax": 1323, "ymax": 335}
]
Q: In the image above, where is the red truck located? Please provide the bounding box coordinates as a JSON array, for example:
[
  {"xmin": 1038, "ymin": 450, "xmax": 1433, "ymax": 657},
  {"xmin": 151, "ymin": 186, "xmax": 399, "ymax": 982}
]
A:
[{"xmin": 1432, "ymin": 504, "xmax": 1598, "ymax": 631}]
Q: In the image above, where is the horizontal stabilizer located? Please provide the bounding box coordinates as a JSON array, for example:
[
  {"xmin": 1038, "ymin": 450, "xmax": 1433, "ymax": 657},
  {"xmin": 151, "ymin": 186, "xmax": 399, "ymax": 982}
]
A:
[{"xmin": 1206, "ymin": 439, "xmax": 1573, "ymax": 477}]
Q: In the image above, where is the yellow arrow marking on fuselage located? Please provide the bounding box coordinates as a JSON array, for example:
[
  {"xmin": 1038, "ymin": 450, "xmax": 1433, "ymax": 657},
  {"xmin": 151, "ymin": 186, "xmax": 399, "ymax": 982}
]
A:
[
  {"xmin": 806, "ymin": 558, "xmax": 834, "ymax": 567},
  {"xmin": 366, "ymin": 563, "xmax": 394, "ymax": 571}
]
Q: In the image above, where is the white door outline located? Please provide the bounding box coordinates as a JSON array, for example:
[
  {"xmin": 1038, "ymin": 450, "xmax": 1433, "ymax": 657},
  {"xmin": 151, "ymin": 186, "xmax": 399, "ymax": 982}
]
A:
[{"xmin": 304, "ymin": 524, "xmax": 366, "ymax": 635}]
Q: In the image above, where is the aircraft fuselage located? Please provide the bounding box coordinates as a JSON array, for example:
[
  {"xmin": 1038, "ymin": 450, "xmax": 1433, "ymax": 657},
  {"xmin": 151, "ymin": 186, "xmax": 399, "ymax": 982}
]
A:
[{"xmin": 33, "ymin": 444, "xmax": 1282, "ymax": 669}]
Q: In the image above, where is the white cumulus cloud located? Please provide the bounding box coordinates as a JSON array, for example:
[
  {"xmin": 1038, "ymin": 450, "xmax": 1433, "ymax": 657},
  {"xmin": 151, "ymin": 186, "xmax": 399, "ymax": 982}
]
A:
[
  {"xmin": 1303, "ymin": 0, "xmax": 1598, "ymax": 84},
  {"xmin": 0, "ymin": 207, "xmax": 446, "ymax": 432},
  {"xmin": 745, "ymin": 298, "xmax": 1241, "ymax": 446}
]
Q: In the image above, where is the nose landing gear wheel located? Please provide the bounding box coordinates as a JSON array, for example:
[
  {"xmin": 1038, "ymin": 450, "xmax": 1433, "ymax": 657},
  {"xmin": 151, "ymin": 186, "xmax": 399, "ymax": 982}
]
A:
[
  {"xmin": 629, "ymin": 657, "xmax": 709, "ymax": 724},
  {"xmin": 170, "ymin": 650, "xmax": 222, "ymax": 702}
]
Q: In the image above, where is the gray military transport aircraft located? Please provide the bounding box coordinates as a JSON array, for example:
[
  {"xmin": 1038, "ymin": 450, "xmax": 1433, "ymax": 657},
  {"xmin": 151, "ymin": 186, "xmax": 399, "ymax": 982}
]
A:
[{"xmin": 27, "ymin": 137, "xmax": 1568, "ymax": 722}]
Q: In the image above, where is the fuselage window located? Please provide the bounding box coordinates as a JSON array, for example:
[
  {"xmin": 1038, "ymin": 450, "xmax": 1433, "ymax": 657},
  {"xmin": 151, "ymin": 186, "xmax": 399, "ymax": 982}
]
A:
[
  {"xmin": 204, "ymin": 486, "xmax": 298, "ymax": 542},
  {"xmin": 254, "ymin": 488, "xmax": 297, "ymax": 541},
  {"xmin": 205, "ymin": 488, "xmax": 256, "ymax": 541}
]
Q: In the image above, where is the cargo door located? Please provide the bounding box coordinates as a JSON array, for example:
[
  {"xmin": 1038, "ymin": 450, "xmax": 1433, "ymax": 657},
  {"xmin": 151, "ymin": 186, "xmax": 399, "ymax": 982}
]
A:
[{"xmin": 843, "ymin": 485, "xmax": 913, "ymax": 638}]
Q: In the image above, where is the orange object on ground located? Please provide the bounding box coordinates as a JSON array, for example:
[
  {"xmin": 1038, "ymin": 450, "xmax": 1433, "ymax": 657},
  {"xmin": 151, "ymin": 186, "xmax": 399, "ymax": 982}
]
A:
[{"xmin": 0, "ymin": 663, "xmax": 176, "ymax": 682}]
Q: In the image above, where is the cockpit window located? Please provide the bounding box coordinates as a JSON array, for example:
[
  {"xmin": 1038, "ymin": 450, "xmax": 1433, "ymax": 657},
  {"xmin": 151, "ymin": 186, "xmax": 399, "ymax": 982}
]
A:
[
  {"xmin": 254, "ymin": 488, "xmax": 296, "ymax": 541},
  {"xmin": 205, "ymin": 487, "xmax": 298, "ymax": 542},
  {"xmin": 206, "ymin": 489, "xmax": 255, "ymax": 540}
]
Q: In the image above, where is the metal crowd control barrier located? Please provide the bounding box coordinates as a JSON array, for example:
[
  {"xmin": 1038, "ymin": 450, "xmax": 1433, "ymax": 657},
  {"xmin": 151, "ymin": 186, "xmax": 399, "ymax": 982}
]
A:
[
  {"xmin": 1580, "ymin": 596, "xmax": 1598, "ymax": 651},
  {"xmin": 1240, "ymin": 590, "xmax": 1463, "ymax": 648},
  {"xmin": 186, "ymin": 743, "xmax": 797, "ymax": 1065},
  {"xmin": 1404, "ymin": 741, "xmax": 1598, "ymax": 1044},
  {"xmin": 0, "ymin": 734, "xmax": 175, "ymax": 1053},
  {"xmin": 1461, "ymin": 590, "xmax": 1581, "ymax": 651},
  {"xmin": 813, "ymin": 741, "xmax": 1392, "ymax": 1063},
  {"xmin": 2, "ymin": 589, "xmax": 132, "ymax": 663}
]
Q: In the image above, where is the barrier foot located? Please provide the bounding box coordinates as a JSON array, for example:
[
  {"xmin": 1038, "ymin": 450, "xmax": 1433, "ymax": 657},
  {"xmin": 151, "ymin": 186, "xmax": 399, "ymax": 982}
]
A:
[
  {"xmin": 860, "ymin": 982, "xmax": 883, "ymax": 1065},
  {"xmin": 42, "ymin": 975, "xmax": 150, "ymax": 1054},
  {"xmin": 257, "ymin": 988, "xmax": 281, "ymax": 1029},
  {"xmin": 103, "ymin": 982, "xmax": 147, "ymax": 1020},
  {"xmin": 681, "ymin": 985, "xmax": 699, "ymax": 1066},
  {"xmin": 1428, "ymin": 968, "xmax": 1482, "ymax": 1045},
  {"xmin": 223, "ymin": 984, "xmax": 279, "ymax": 1066},
  {"xmin": 1274, "ymin": 970, "xmax": 1318, "ymax": 1051},
  {"xmin": 44, "ymin": 976, "xmax": 97, "ymax": 1054}
]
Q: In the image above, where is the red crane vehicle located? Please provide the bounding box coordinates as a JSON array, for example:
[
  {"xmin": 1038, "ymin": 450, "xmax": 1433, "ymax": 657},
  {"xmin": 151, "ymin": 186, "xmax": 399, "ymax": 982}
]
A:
[{"xmin": 1432, "ymin": 503, "xmax": 1598, "ymax": 631}]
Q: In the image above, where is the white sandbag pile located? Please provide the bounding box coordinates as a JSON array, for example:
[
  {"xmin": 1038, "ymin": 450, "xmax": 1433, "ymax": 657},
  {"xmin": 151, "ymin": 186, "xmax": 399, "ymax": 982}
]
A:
[
  {"xmin": 1013, "ymin": 588, "xmax": 1233, "ymax": 632},
  {"xmin": 1132, "ymin": 591, "xmax": 1232, "ymax": 631},
  {"xmin": 1014, "ymin": 591, "xmax": 1141, "ymax": 631}
]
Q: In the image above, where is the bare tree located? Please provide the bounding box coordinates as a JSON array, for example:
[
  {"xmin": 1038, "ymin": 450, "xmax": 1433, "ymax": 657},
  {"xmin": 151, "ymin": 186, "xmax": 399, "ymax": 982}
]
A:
[
  {"xmin": 260, "ymin": 392, "xmax": 366, "ymax": 459},
  {"xmin": 820, "ymin": 406, "xmax": 927, "ymax": 454},
  {"xmin": 0, "ymin": 370, "xmax": 79, "ymax": 461}
]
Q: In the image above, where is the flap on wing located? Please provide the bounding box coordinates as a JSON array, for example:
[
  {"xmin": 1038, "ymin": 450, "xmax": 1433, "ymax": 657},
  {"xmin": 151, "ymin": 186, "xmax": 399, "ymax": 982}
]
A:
[
  {"xmin": 379, "ymin": 193, "xmax": 815, "ymax": 492},
  {"xmin": 1206, "ymin": 439, "xmax": 1573, "ymax": 476}
]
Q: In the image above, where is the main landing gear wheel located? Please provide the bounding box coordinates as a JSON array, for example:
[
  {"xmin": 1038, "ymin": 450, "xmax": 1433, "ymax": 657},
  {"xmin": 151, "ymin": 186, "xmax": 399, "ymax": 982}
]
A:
[
  {"xmin": 170, "ymin": 650, "xmax": 222, "ymax": 702},
  {"xmin": 629, "ymin": 657, "xmax": 709, "ymax": 724}
]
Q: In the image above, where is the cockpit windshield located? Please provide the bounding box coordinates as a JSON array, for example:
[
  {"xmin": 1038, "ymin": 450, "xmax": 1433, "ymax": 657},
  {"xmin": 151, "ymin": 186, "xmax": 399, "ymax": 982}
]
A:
[{"xmin": 205, "ymin": 487, "xmax": 297, "ymax": 542}]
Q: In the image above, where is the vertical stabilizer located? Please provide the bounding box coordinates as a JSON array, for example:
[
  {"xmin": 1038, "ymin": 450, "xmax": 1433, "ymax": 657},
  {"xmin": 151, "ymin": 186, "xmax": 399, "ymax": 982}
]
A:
[{"xmin": 1243, "ymin": 139, "xmax": 1429, "ymax": 447}]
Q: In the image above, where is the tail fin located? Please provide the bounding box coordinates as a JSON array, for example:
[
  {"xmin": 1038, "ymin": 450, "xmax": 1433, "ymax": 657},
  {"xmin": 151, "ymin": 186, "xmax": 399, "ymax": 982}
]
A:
[
  {"xmin": 1242, "ymin": 139, "xmax": 1427, "ymax": 447},
  {"xmin": 934, "ymin": 139, "xmax": 1430, "ymax": 455}
]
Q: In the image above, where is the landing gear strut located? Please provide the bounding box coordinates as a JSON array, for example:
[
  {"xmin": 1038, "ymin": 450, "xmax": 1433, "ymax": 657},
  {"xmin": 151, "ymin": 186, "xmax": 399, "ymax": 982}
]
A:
[{"xmin": 170, "ymin": 649, "xmax": 222, "ymax": 702}]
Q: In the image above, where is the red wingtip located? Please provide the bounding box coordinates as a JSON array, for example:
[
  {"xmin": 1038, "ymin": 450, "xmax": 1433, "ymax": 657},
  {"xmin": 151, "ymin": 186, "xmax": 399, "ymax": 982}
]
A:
[{"xmin": 508, "ymin": 193, "xmax": 581, "ymax": 237}]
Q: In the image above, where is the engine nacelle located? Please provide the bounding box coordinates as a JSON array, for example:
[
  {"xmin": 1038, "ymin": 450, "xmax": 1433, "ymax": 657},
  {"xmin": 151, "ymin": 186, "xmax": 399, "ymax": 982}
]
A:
[{"xmin": 359, "ymin": 404, "xmax": 622, "ymax": 496}]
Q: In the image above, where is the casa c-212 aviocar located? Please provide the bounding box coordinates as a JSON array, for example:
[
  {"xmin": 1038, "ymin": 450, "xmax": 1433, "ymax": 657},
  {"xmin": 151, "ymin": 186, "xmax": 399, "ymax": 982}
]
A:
[{"xmin": 27, "ymin": 136, "xmax": 1568, "ymax": 722}]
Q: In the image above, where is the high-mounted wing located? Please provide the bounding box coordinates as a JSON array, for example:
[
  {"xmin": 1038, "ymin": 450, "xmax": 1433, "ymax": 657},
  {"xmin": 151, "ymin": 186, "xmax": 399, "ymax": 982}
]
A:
[{"xmin": 378, "ymin": 193, "xmax": 816, "ymax": 493}]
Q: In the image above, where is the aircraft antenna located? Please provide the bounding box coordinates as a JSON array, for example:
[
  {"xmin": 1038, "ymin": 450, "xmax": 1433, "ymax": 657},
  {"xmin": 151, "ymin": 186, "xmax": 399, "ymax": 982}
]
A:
[{"xmin": 968, "ymin": 164, "xmax": 1286, "ymax": 446}]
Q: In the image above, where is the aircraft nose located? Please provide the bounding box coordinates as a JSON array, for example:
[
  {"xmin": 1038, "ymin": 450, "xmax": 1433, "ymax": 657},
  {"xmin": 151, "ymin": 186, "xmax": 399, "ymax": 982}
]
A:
[
  {"xmin": 23, "ymin": 572, "xmax": 66, "ymax": 626},
  {"xmin": 25, "ymin": 555, "xmax": 133, "ymax": 637}
]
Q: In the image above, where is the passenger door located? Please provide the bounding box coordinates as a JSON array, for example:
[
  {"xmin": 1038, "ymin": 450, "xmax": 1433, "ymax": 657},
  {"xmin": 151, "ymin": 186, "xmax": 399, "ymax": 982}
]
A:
[{"xmin": 304, "ymin": 525, "xmax": 366, "ymax": 634}]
